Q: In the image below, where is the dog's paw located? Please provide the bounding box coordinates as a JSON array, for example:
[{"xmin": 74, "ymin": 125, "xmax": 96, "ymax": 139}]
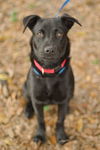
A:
[
  {"xmin": 56, "ymin": 132, "xmax": 69, "ymax": 145},
  {"xmin": 33, "ymin": 134, "xmax": 46, "ymax": 143},
  {"xmin": 24, "ymin": 102, "xmax": 34, "ymax": 119}
]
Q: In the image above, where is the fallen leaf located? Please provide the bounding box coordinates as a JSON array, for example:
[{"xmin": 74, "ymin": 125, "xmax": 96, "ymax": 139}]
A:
[
  {"xmin": 76, "ymin": 118, "xmax": 83, "ymax": 132},
  {"xmin": 87, "ymin": 117, "xmax": 97, "ymax": 124},
  {"xmin": 0, "ymin": 113, "xmax": 8, "ymax": 124},
  {"xmin": 76, "ymin": 31, "xmax": 87, "ymax": 37},
  {"xmin": 64, "ymin": 140, "xmax": 79, "ymax": 150},
  {"xmin": 49, "ymin": 135, "xmax": 56, "ymax": 145},
  {"xmin": 86, "ymin": 75, "xmax": 91, "ymax": 81},
  {"xmin": 90, "ymin": 92, "xmax": 97, "ymax": 98},
  {"xmin": 0, "ymin": 73, "xmax": 10, "ymax": 81},
  {"xmin": 4, "ymin": 138, "xmax": 13, "ymax": 146},
  {"xmin": 0, "ymin": 35, "xmax": 9, "ymax": 42}
]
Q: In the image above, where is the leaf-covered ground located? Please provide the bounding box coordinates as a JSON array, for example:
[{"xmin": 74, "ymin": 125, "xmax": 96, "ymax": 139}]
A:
[{"xmin": 0, "ymin": 0, "xmax": 100, "ymax": 149}]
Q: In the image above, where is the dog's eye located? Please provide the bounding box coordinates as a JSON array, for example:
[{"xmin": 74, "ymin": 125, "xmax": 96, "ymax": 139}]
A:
[
  {"xmin": 37, "ymin": 31, "xmax": 44, "ymax": 38},
  {"xmin": 56, "ymin": 32, "xmax": 63, "ymax": 38}
]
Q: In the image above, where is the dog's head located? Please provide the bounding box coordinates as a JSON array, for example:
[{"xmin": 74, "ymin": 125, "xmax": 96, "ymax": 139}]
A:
[{"xmin": 23, "ymin": 14, "xmax": 81, "ymax": 67}]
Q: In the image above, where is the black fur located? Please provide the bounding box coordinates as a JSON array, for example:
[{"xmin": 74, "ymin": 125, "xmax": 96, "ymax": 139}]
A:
[{"xmin": 23, "ymin": 13, "xmax": 81, "ymax": 144}]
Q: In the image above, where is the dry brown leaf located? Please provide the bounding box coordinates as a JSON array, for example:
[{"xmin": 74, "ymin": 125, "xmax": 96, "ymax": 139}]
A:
[
  {"xmin": 90, "ymin": 92, "xmax": 97, "ymax": 98},
  {"xmin": 0, "ymin": 35, "xmax": 10, "ymax": 41},
  {"xmin": 63, "ymin": 141, "xmax": 79, "ymax": 150},
  {"xmin": 49, "ymin": 135, "xmax": 56, "ymax": 145},
  {"xmin": 45, "ymin": 119, "xmax": 55, "ymax": 127},
  {"xmin": 76, "ymin": 118, "xmax": 83, "ymax": 132},
  {"xmin": 4, "ymin": 138, "xmax": 13, "ymax": 146},
  {"xmin": 0, "ymin": 113, "xmax": 9, "ymax": 124},
  {"xmin": 84, "ymin": 128, "xmax": 93, "ymax": 136},
  {"xmin": 76, "ymin": 31, "xmax": 87, "ymax": 37},
  {"xmin": 96, "ymin": 144, "xmax": 100, "ymax": 150},
  {"xmin": 87, "ymin": 117, "xmax": 97, "ymax": 124},
  {"xmin": 86, "ymin": 75, "xmax": 91, "ymax": 81}
]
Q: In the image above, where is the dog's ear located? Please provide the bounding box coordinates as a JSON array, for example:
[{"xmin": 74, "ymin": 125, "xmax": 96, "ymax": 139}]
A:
[
  {"xmin": 23, "ymin": 15, "xmax": 41, "ymax": 33},
  {"xmin": 61, "ymin": 13, "xmax": 82, "ymax": 31}
]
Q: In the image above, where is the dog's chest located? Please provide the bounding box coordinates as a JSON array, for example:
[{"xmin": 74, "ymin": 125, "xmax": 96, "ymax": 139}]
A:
[
  {"xmin": 37, "ymin": 78, "xmax": 58, "ymax": 96},
  {"xmin": 34, "ymin": 77, "xmax": 67, "ymax": 104},
  {"xmin": 45, "ymin": 78, "xmax": 55, "ymax": 93}
]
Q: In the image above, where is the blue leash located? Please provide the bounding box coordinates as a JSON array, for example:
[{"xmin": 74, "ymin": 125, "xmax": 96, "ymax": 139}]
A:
[{"xmin": 56, "ymin": 0, "xmax": 70, "ymax": 16}]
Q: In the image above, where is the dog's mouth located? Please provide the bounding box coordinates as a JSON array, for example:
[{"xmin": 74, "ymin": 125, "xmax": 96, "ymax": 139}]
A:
[
  {"xmin": 41, "ymin": 53, "xmax": 60, "ymax": 60},
  {"xmin": 41, "ymin": 56, "xmax": 59, "ymax": 64},
  {"xmin": 41, "ymin": 56, "xmax": 56, "ymax": 60}
]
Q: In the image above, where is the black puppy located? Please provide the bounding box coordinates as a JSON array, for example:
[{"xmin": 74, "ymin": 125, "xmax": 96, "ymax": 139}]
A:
[{"xmin": 23, "ymin": 14, "xmax": 81, "ymax": 144}]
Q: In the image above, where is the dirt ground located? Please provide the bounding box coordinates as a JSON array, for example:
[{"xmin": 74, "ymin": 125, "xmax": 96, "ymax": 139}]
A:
[{"xmin": 0, "ymin": 0, "xmax": 100, "ymax": 150}]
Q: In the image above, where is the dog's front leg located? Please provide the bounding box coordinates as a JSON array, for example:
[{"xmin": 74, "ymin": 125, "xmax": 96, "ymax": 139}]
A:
[
  {"xmin": 56, "ymin": 103, "xmax": 69, "ymax": 144},
  {"xmin": 33, "ymin": 103, "xmax": 46, "ymax": 143}
]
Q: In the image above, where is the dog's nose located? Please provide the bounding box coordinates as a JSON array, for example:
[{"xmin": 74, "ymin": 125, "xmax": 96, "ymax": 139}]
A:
[{"xmin": 44, "ymin": 46, "xmax": 54, "ymax": 54}]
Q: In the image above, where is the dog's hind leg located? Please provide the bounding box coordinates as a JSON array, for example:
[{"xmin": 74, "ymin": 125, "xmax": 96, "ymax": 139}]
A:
[{"xmin": 23, "ymin": 82, "xmax": 34, "ymax": 119}]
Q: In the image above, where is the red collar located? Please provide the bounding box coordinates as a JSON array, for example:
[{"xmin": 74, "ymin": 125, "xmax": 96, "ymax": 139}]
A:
[{"xmin": 33, "ymin": 59, "xmax": 67, "ymax": 74}]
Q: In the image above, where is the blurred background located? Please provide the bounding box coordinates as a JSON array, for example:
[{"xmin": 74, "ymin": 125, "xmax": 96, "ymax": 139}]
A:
[{"xmin": 0, "ymin": 0, "xmax": 100, "ymax": 149}]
